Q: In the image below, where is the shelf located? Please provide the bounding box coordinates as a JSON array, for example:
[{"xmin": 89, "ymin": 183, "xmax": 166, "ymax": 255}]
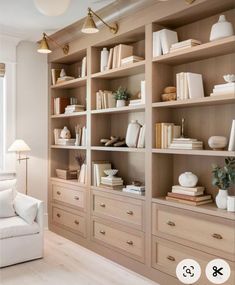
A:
[
  {"xmin": 152, "ymin": 148, "xmax": 235, "ymax": 157},
  {"xmin": 152, "ymin": 197, "xmax": 235, "ymax": 221},
  {"xmin": 51, "ymin": 145, "xmax": 87, "ymax": 150},
  {"xmin": 91, "ymin": 146, "xmax": 145, "ymax": 153},
  {"xmin": 51, "ymin": 111, "xmax": 87, "ymax": 119},
  {"xmin": 152, "ymin": 94, "xmax": 235, "ymax": 109},
  {"xmin": 51, "ymin": 177, "xmax": 87, "ymax": 188},
  {"xmin": 92, "ymin": 186, "xmax": 146, "ymax": 200},
  {"xmin": 91, "ymin": 61, "xmax": 145, "ymax": 79},
  {"xmin": 91, "ymin": 104, "xmax": 145, "ymax": 115},
  {"xmin": 152, "ymin": 36, "xmax": 235, "ymax": 65},
  {"xmin": 50, "ymin": 77, "xmax": 87, "ymax": 89}
]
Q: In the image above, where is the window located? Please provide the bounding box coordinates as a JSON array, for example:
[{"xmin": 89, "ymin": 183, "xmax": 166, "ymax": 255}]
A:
[{"xmin": 0, "ymin": 63, "xmax": 5, "ymax": 170}]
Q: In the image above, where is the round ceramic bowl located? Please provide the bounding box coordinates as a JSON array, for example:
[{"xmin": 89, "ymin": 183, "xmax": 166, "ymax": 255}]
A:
[
  {"xmin": 104, "ymin": 169, "xmax": 118, "ymax": 177},
  {"xmin": 223, "ymin": 74, "xmax": 235, "ymax": 83}
]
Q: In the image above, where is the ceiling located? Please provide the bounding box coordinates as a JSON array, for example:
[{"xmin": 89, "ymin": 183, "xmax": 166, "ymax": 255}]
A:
[{"xmin": 0, "ymin": 0, "xmax": 115, "ymax": 41}]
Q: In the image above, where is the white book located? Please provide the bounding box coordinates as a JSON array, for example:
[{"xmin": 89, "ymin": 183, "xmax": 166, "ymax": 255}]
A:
[
  {"xmin": 94, "ymin": 163, "xmax": 111, "ymax": 186},
  {"xmin": 152, "ymin": 31, "xmax": 162, "ymax": 57},
  {"xmin": 96, "ymin": 91, "xmax": 102, "ymax": 110},
  {"xmin": 78, "ymin": 164, "xmax": 86, "ymax": 184},
  {"xmin": 126, "ymin": 185, "xmax": 145, "ymax": 191},
  {"xmin": 176, "ymin": 73, "xmax": 181, "ymax": 100},
  {"xmin": 171, "ymin": 39, "xmax": 201, "ymax": 49},
  {"xmin": 186, "ymin": 72, "xmax": 204, "ymax": 99},
  {"xmin": 160, "ymin": 29, "xmax": 178, "ymax": 55},
  {"xmin": 105, "ymin": 91, "xmax": 116, "ymax": 108},
  {"xmin": 228, "ymin": 120, "xmax": 235, "ymax": 151},
  {"xmin": 214, "ymin": 83, "xmax": 235, "ymax": 89},
  {"xmin": 179, "ymin": 72, "xmax": 184, "ymax": 100},
  {"xmin": 122, "ymin": 188, "xmax": 145, "ymax": 195},
  {"xmin": 137, "ymin": 124, "xmax": 146, "ymax": 148},
  {"xmin": 183, "ymin": 73, "xmax": 189, "ymax": 100},
  {"xmin": 107, "ymin": 48, "xmax": 113, "ymax": 70},
  {"xmin": 172, "ymin": 189, "xmax": 204, "ymax": 196},
  {"xmin": 213, "ymin": 88, "xmax": 235, "ymax": 95},
  {"xmin": 81, "ymin": 127, "xmax": 87, "ymax": 146},
  {"xmin": 81, "ymin": 57, "xmax": 87, "ymax": 77}
]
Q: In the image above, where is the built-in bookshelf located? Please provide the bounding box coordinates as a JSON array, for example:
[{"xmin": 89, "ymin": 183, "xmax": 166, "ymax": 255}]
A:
[{"xmin": 48, "ymin": 1, "xmax": 235, "ymax": 284}]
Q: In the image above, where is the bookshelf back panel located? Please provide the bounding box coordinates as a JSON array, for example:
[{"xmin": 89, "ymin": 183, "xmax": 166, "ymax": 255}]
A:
[{"xmin": 50, "ymin": 149, "xmax": 70, "ymax": 177}]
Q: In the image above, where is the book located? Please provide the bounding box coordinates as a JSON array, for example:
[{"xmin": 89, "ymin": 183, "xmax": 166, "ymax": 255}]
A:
[
  {"xmin": 186, "ymin": 73, "xmax": 204, "ymax": 99},
  {"xmin": 57, "ymin": 76, "xmax": 75, "ymax": 84},
  {"xmin": 123, "ymin": 188, "xmax": 145, "ymax": 195},
  {"xmin": 121, "ymin": 55, "xmax": 144, "ymax": 65},
  {"xmin": 171, "ymin": 39, "xmax": 201, "ymax": 49},
  {"xmin": 54, "ymin": 97, "xmax": 70, "ymax": 115},
  {"xmin": 167, "ymin": 192, "xmax": 211, "ymax": 202},
  {"xmin": 126, "ymin": 185, "xmax": 145, "ymax": 192},
  {"xmin": 166, "ymin": 196, "xmax": 213, "ymax": 206},
  {"xmin": 96, "ymin": 91, "xmax": 102, "ymax": 110},
  {"xmin": 78, "ymin": 164, "xmax": 87, "ymax": 184},
  {"xmin": 152, "ymin": 31, "xmax": 162, "ymax": 57},
  {"xmin": 155, "ymin": 123, "xmax": 181, "ymax": 149},
  {"xmin": 51, "ymin": 69, "xmax": 61, "ymax": 85},
  {"xmin": 100, "ymin": 184, "xmax": 123, "ymax": 190},
  {"xmin": 117, "ymin": 44, "xmax": 133, "ymax": 67},
  {"xmin": 93, "ymin": 162, "xmax": 111, "ymax": 186},
  {"xmin": 172, "ymin": 189, "xmax": 204, "ymax": 196},
  {"xmin": 81, "ymin": 127, "xmax": 87, "ymax": 146},
  {"xmin": 137, "ymin": 124, "xmax": 146, "ymax": 148},
  {"xmin": 160, "ymin": 29, "xmax": 178, "ymax": 55},
  {"xmin": 57, "ymin": 139, "xmax": 76, "ymax": 146},
  {"xmin": 172, "ymin": 185, "xmax": 205, "ymax": 193},
  {"xmin": 228, "ymin": 120, "xmax": 235, "ymax": 151},
  {"xmin": 81, "ymin": 56, "xmax": 86, "ymax": 77},
  {"xmin": 112, "ymin": 46, "xmax": 118, "ymax": 69},
  {"xmin": 129, "ymin": 99, "xmax": 142, "ymax": 105},
  {"xmin": 106, "ymin": 90, "xmax": 116, "ymax": 108},
  {"xmin": 107, "ymin": 48, "xmax": 113, "ymax": 70}
]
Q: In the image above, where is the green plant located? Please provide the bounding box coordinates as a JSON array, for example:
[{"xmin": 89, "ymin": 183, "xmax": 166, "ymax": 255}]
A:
[
  {"xmin": 114, "ymin": 86, "xmax": 130, "ymax": 101},
  {"xmin": 212, "ymin": 157, "xmax": 235, "ymax": 190}
]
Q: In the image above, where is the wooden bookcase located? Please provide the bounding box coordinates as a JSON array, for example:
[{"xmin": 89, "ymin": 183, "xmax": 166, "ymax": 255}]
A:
[{"xmin": 48, "ymin": 1, "xmax": 235, "ymax": 284}]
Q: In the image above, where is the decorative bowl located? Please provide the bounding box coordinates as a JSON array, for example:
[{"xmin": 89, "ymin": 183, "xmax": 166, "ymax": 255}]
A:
[
  {"xmin": 104, "ymin": 169, "xmax": 118, "ymax": 178},
  {"xmin": 208, "ymin": 136, "xmax": 228, "ymax": 150},
  {"xmin": 223, "ymin": 74, "xmax": 235, "ymax": 83}
]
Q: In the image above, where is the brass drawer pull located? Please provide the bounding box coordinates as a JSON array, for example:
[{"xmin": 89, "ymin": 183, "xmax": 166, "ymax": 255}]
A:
[
  {"xmin": 167, "ymin": 221, "xmax": 175, "ymax": 227},
  {"xmin": 126, "ymin": 240, "xmax": 134, "ymax": 245},
  {"xmin": 99, "ymin": 230, "xmax": 106, "ymax": 235},
  {"xmin": 74, "ymin": 196, "xmax": 80, "ymax": 200},
  {"xmin": 74, "ymin": 220, "xmax": 79, "ymax": 225},
  {"xmin": 167, "ymin": 255, "xmax": 175, "ymax": 262},
  {"xmin": 126, "ymin": 210, "xmax": 133, "ymax": 215},
  {"xmin": 212, "ymin": 233, "xmax": 223, "ymax": 240},
  {"xmin": 100, "ymin": 203, "xmax": 106, "ymax": 208},
  {"xmin": 56, "ymin": 191, "xmax": 61, "ymax": 195},
  {"xmin": 56, "ymin": 213, "xmax": 61, "ymax": 218}
]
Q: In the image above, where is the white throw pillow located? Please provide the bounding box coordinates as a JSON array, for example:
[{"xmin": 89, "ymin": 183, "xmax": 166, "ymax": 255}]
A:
[
  {"xmin": 0, "ymin": 188, "xmax": 16, "ymax": 218},
  {"xmin": 14, "ymin": 193, "xmax": 38, "ymax": 224},
  {"xmin": 0, "ymin": 179, "xmax": 17, "ymax": 192}
]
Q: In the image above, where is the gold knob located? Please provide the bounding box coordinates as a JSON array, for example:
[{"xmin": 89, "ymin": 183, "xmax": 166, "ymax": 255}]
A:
[
  {"xmin": 126, "ymin": 240, "xmax": 133, "ymax": 245},
  {"xmin": 74, "ymin": 220, "xmax": 79, "ymax": 225},
  {"xmin": 57, "ymin": 191, "xmax": 61, "ymax": 195},
  {"xmin": 56, "ymin": 213, "xmax": 61, "ymax": 218},
  {"xmin": 167, "ymin": 221, "xmax": 175, "ymax": 227},
  {"xmin": 100, "ymin": 230, "xmax": 106, "ymax": 235},
  {"xmin": 74, "ymin": 196, "xmax": 80, "ymax": 200},
  {"xmin": 167, "ymin": 255, "xmax": 175, "ymax": 262},
  {"xmin": 212, "ymin": 233, "xmax": 223, "ymax": 240},
  {"xmin": 100, "ymin": 203, "xmax": 106, "ymax": 208},
  {"xmin": 126, "ymin": 210, "xmax": 133, "ymax": 215}
]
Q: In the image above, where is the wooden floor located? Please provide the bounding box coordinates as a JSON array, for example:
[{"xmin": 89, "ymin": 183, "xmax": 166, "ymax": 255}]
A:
[{"xmin": 0, "ymin": 231, "xmax": 159, "ymax": 285}]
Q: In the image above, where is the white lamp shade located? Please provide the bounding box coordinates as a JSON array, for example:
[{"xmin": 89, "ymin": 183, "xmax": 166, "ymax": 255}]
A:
[
  {"xmin": 34, "ymin": 0, "xmax": 71, "ymax": 16},
  {"xmin": 8, "ymin": 140, "xmax": 31, "ymax": 152}
]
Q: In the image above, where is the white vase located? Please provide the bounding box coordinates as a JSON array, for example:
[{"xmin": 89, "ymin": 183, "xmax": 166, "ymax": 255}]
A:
[
  {"xmin": 60, "ymin": 126, "xmax": 71, "ymax": 139},
  {"xmin": 126, "ymin": 120, "xmax": 141, "ymax": 148},
  {"xmin": 100, "ymin": 47, "xmax": 109, "ymax": 72},
  {"xmin": 210, "ymin": 15, "xmax": 234, "ymax": 41},
  {"xmin": 215, "ymin": 189, "xmax": 228, "ymax": 209},
  {"xmin": 179, "ymin": 172, "xmax": 198, "ymax": 187},
  {"xmin": 116, "ymin": 100, "xmax": 126, "ymax": 108}
]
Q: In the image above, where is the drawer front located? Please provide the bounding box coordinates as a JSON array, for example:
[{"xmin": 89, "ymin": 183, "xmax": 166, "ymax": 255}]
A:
[
  {"xmin": 152, "ymin": 236, "xmax": 235, "ymax": 285},
  {"xmin": 93, "ymin": 194, "xmax": 143, "ymax": 228},
  {"xmin": 153, "ymin": 207, "xmax": 235, "ymax": 255},
  {"xmin": 93, "ymin": 220, "xmax": 144, "ymax": 260},
  {"xmin": 52, "ymin": 207, "xmax": 85, "ymax": 236},
  {"xmin": 52, "ymin": 184, "xmax": 85, "ymax": 210}
]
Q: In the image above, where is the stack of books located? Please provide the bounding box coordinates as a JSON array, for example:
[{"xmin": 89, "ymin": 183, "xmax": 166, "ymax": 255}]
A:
[
  {"xmin": 166, "ymin": 185, "xmax": 212, "ymax": 206},
  {"xmin": 170, "ymin": 39, "xmax": 201, "ymax": 53},
  {"xmin": 169, "ymin": 138, "xmax": 203, "ymax": 150},
  {"xmin": 106, "ymin": 44, "xmax": 133, "ymax": 70},
  {"xmin": 92, "ymin": 161, "xmax": 111, "ymax": 186},
  {"xmin": 96, "ymin": 90, "xmax": 116, "ymax": 110},
  {"xmin": 65, "ymin": 105, "xmax": 85, "ymax": 114},
  {"xmin": 211, "ymin": 82, "xmax": 235, "ymax": 97},
  {"xmin": 121, "ymin": 55, "xmax": 144, "ymax": 66},
  {"xmin": 155, "ymin": 123, "xmax": 181, "ymax": 149},
  {"xmin": 176, "ymin": 72, "xmax": 204, "ymax": 100},
  {"xmin": 100, "ymin": 176, "xmax": 124, "ymax": 190},
  {"xmin": 57, "ymin": 138, "xmax": 76, "ymax": 146},
  {"xmin": 123, "ymin": 185, "xmax": 145, "ymax": 195},
  {"xmin": 53, "ymin": 97, "xmax": 69, "ymax": 115},
  {"xmin": 153, "ymin": 29, "xmax": 178, "ymax": 56}
]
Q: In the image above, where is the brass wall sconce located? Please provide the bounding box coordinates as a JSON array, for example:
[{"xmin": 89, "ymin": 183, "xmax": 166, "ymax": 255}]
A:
[
  {"xmin": 37, "ymin": 32, "xmax": 69, "ymax": 54},
  {"xmin": 82, "ymin": 7, "xmax": 118, "ymax": 34}
]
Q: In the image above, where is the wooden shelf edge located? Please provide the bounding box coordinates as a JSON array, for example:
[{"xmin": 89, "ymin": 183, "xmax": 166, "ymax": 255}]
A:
[
  {"xmin": 50, "ymin": 77, "xmax": 87, "ymax": 89},
  {"xmin": 91, "ymin": 146, "xmax": 145, "ymax": 152},
  {"xmin": 50, "ymin": 177, "xmax": 87, "ymax": 188},
  {"xmin": 152, "ymin": 148, "xmax": 235, "ymax": 157},
  {"xmin": 91, "ymin": 105, "xmax": 145, "ymax": 114},
  {"xmin": 51, "ymin": 145, "xmax": 87, "ymax": 150},
  {"xmin": 152, "ymin": 197, "xmax": 235, "ymax": 221},
  {"xmin": 51, "ymin": 111, "xmax": 87, "ymax": 118}
]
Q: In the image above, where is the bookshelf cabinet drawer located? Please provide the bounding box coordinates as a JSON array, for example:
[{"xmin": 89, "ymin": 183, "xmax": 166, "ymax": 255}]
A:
[
  {"xmin": 52, "ymin": 184, "xmax": 85, "ymax": 210},
  {"xmin": 93, "ymin": 193, "xmax": 143, "ymax": 229},
  {"xmin": 93, "ymin": 219, "xmax": 144, "ymax": 261},
  {"xmin": 153, "ymin": 204, "xmax": 235, "ymax": 255},
  {"xmin": 52, "ymin": 207, "xmax": 86, "ymax": 237}
]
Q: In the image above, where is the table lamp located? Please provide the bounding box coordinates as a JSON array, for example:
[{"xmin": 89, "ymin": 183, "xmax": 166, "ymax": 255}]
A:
[{"xmin": 8, "ymin": 139, "xmax": 31, "ymax": 195}]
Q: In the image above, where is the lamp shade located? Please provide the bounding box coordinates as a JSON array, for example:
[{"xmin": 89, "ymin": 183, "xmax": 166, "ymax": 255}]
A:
[
  {"xmin": 37, "ymin": 34, "xmax": 52, "ymax": 54},
  {"xmin": 8, "ymin": 140, "xmax": 31, "ymax": 152},
  {"xmin": 81, "ymin": 14, "xmax": 99, "ymax": 34}
]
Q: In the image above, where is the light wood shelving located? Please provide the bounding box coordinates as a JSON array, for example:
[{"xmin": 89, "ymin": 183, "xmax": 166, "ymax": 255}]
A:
[
  {"xmin": 51, "ymin": 77, "xmax": 87, "ymax": 89},
  {"xmin": 51, "ymin": 111, "xmax": 87, "ymax": 119},
  {"xmin": 51, "ymin": 145, "xmax": 87, "ymax": 150},
  {"xmin": 91, "ymin": 146, "xmax": 145, "ymax": 153},
  {"xmin": 152, "ymin": 148, "xmax": 235, "ymax": 157},
  {"xmin": 91, "ymin": 104, "xmax": 145, "ymax": 114}
]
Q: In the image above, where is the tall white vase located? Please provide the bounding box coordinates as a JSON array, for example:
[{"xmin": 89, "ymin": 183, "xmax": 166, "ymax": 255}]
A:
[
  {"xmin": 210, "ymin": 15, "xmax": 234, "ymax": 41},
  {"xmin": 215, "ymin": 189, "xmax": 228, "ymax": 209},
  {"xmin": 100, "ymin": 48, "xmax": 109, "ymax": 72},
  {"xmin": 126, "ymin": 120, "xmax": 141, "ymax": 148},
  {"xmin": 228, "ymin": 120, "xmax": 235, "ymax": 151}
]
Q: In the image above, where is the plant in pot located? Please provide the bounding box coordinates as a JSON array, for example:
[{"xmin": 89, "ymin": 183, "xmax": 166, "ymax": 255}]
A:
[
  {"xmin": 114, "ymin": 86, "xmax": 130, "ymax": 108},
  {"xmin": 212, "ymin": 157, "xmax": 235, "ymax": 209}
]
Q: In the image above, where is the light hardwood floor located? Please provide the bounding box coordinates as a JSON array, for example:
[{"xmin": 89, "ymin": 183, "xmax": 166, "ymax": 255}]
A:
[{"xmin": 0, "ymin": 231, "xmax": 159, "ymax": 285}]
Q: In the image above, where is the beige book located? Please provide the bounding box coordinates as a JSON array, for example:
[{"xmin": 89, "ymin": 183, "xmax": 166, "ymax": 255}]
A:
[
  {"xmin": 117, "ymin": 44, "xmax": 133, "ymax": 68},
  {"xmin": 107, "ymin": 48, "xmax": 113, "ymax": 70}
]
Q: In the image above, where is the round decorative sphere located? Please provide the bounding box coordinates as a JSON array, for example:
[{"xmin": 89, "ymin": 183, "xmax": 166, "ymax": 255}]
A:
[
  {"xmin": 179, "ymin": 172, "xmax": 198, "ymax": 188},
  {"xmin": 208, "ymin": 136, "xmax": 228, "ymax": 150},
  {"xmin": 104, "ymin": 169, "xmax": 118, "ymax": 178}
]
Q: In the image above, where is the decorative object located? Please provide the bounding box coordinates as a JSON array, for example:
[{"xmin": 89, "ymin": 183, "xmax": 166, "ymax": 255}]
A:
[
  {"xmin": 179, "ymin": 172, "xmax": 198, "ymax": 188},
  {"xmin": 210, "ymin": 15, "xmax": 234, "ymax": 42},
  {"xmin": 8, "ymin": 140, "xmax": 31, "ymax": 195},
  {"xmin": 181, "ymin": 118, "xmax": 185, "ymax": 138},
  {"xmin": 75, "ymin": 125, "xmax": 82, "ymax": 146},
  {"xmin": 37, "ymin": 32, "xmax": 69, "ymax": 55},
  {"xmin": 114, "ymin": 87, "xmax": 130, "ymax": 108},
  {"xmin": 56, "ymin": 169, "xmax": 77, "ymax": 180},
  {"xmin": 104, "ymin": 169, "xmax": 118, "ymax": 178},
  {"xmin": 161, "ymin": 93, "xmax": 177, "ymax": 101},
  {"xmin": 34, "ymin": 0, "xmax": 70, "ymax": 16},
  {"xmin": 227, "ymin": 196, "xmax": 235, "ymax": 212},
  {"xmin": 82, "ymin": 7, "xmax": 118, "ymax": 34},
  {"xmin": 60, "ymin": 69, "xmax": 66, "ymax": 77},
  {"xmin": 100, "ymin": 48, "xmax": 109, "ymax": 72},
  {"xmin": 126, "ymin": 120, "xmax": 141, "ymax": 148},
  {"xmin": 223, "ymin": 74, "xmax": 235, "ymax": 83},
  {"xmin": 75, "ymin": 153, "xmax": 86, "ymax": 180},
  {"xmin": 212, "ymin": 157, "xmax": 235, "ymax": 209},
  {"xmin": 60, "ymin": 126, "xmax": 71, "ymax": 139},
  {"xmin": 228, "ymin": 120, "xmax": 235, "ymax": 151},
  {"xmin": 208, "ymin": 136, "xmax": 228, "ymax": 150},
  {"xmin": 100, "ymin": 136, "xmax": 126, "ymax": 147}
]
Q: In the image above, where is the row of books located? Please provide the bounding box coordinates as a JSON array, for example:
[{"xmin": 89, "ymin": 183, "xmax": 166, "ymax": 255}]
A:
[
  {"xmin": 153, "ymin": 29, "xmax": 178, "ymax": 57},
  {"xmin": 96, "ymin": 90, "xmax": 116, "ymax": 109},
  {"xmin": 155, "ymin": 123, "xmax": 181, "ymax": 149},
  {"xmin": 211, "ymin": 82, "xmax": 235, "ymax": 97},
  {"xmin": 176, "ymin": 72, "xmax": 204, "ymax": 100},
  {"xmin": 75, "ymin": 126, "xmax": 87, "ymax": 147},
  {"xmin": 166, "ymin": 185, "xmax": 212, "ymax": 206},
  {"xmin": 106, "ymin": 44, "xmax": 134, "ymax": 70},
  {"xmin": 170, "ymin": 39, "xmax": 201, "ymax": 53},
  {"xmin": 169, "ymin": 138, "xmax": 203, "ymax": 150},
  {"xmin": 52, "ymin": 97, "xmax": 85, "ymax": 115}
]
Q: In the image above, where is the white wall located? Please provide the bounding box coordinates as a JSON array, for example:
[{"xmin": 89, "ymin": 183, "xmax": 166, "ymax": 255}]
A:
[{"xmin": 16, "ymin": 41, "xmax": 48, "ymax": 223}]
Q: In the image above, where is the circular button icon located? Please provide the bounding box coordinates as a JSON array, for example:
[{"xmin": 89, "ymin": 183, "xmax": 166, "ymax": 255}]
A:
[
  {"xmin": 176, "ymin": 259, "xmax": 201, "ymax": 284},
  {"xmin": 206, "ymin": 259, "xmax": 231, "ymax": 284}
]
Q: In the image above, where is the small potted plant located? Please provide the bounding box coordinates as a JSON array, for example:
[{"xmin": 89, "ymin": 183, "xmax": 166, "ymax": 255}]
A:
[
  {"xmin": 212, "ymin": 157, "xmax": 235, "ymax": 209},
  {"xmin": 114, "ymin": 86, "xmax": 130, "ymax": 108}
]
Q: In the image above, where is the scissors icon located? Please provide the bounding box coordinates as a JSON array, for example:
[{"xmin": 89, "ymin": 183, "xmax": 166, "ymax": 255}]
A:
[{"xmin": 213, "ymin": 266, "xmax": 223, "ymax": 277}]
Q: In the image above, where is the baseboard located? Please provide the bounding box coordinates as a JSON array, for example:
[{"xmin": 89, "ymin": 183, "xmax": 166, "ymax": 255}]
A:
[{"xmin": 44, "ymin": 213, "xmax": 48, "ymax": 229}]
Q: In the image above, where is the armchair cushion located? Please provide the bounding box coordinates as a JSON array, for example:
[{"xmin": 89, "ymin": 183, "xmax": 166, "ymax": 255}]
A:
[
  {"xmin": 0, "ymin": 189, "xmax": 16, "ymax": 218},
  {"xmin": 14, "ymin": 193, "xmax": 38, "ymax": 224},
  {"xmin": 0, "ymin": 179, "xmax": 17, "ymax": 192}
]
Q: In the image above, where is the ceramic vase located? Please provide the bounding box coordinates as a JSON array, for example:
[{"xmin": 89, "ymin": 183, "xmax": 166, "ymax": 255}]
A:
[
  {"xmin": 215, "ymin": 189, "xmax": 228, "ymax": 209},
  {"xmin": 116, "ymin": 100, "xmax": 126, "ymax": 108},
  {"xmin": 179, "ymin": 172, "xmax": 198, "ymax": 187},
  {"xmin": 126, "ymin": 120, "xmax": 141, "ymax": 148},
  {"xmin": 60, "ymin": 126, "xmax": 71, "ymax": 139},
  {"xmin": 210, "ymin": 15, "xmax": 234, "ymax": 41},
  {"xmin": 208, "ymin": 136, "xmax": 228, "ymax": 150},
  {"xmin": 100, "ymin": 47, "xmax": 109, "ymax": 72}
]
